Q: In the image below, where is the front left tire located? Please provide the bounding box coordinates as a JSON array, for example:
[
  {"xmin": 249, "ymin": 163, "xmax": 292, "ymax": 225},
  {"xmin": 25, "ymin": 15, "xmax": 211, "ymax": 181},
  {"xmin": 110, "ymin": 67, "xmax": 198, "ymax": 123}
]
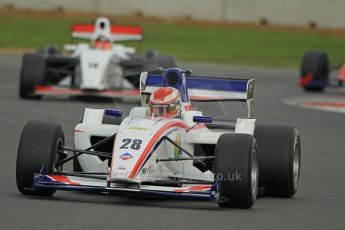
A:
[{"xmin": 16, "ymin": 120, "xmax": 65, "ymax": 196}]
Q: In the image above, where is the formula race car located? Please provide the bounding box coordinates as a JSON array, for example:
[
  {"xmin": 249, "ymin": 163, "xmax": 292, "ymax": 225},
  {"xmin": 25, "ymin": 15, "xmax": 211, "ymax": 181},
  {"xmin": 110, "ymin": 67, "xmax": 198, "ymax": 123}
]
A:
[
  {"xmin": 19, "ymin": 17, "xmax": 176, "ymax": 100},
  {"xmin": 16, "ymin": 68, "xmax": 301, "ymax": 209},
  {"xmin": 299, "ymin": 50, "xmax": 345, "ymax": 91}
]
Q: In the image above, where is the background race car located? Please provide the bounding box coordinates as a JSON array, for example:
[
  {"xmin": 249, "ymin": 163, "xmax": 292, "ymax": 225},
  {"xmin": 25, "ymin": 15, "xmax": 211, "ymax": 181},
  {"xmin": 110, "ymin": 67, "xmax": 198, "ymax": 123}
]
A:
[
  {"xmin": 299, "ymin": 50, "xmax": 345, "ymax": 92},
  {"xmin": 16, "ymin": 68, "xmax": 301, "ymax": 209},
  {"xmin": 19, "ymin": 17, "xmax": 176, "ymax": 100}
]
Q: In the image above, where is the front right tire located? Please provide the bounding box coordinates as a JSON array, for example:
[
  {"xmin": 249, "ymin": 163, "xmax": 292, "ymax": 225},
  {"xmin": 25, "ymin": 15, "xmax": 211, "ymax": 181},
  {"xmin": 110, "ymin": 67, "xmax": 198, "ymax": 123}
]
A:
[{"xmin": 214, "ymin": 133, "xmax": 258, "ymax": 209}]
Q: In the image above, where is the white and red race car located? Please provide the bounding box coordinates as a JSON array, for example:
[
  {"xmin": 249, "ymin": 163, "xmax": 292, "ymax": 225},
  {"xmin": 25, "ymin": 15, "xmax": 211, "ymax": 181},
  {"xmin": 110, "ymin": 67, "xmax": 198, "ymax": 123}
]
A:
[
  {"xmin": 19, "ymin": 17, "xmax": 175, "ymax": 100},
  {"xmin": 16, "ymin": 68, "xmax": 301, "ymax": 208}
]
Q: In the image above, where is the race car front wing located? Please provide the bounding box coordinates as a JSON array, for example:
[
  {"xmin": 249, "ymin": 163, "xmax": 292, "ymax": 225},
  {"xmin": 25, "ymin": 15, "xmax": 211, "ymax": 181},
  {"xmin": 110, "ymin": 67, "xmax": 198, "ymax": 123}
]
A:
[{"xmin": 32, "ymin": 173, "xmax": 217, "ymax": 200}]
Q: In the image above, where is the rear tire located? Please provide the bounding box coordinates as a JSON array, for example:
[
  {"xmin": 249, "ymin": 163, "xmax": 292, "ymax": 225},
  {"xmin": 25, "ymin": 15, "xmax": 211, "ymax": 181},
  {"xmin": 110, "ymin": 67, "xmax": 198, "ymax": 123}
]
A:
[
  {"xmin": 300, "ymin": 51, "xmax": 329, "ymax": 92},
  {"xmin": 37, "ymin": 45, "xmax": 61, "ymax": 56},
  {"xmin": 153, "ymin": 54, "xmax": 176, "ymax": 69},
  {"xmin": 19, "ymin": 53, "xmax": 46, "ymax": 99},
  {"xmin": 16, "ymin": 120, "xmax": 65, "ymax": 196},
  {"xmin": 215, "ymin": 134, "xmax": 258, "ymax": 209},
  {"xmin": 255, "ymin": 125, "xmax": 301, "ymax": 198}
]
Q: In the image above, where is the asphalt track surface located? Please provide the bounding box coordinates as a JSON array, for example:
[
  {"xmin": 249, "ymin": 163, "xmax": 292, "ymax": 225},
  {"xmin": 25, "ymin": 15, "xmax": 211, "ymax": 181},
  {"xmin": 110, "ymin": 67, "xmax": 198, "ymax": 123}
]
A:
[{"xmin": 0, "ymin": 54, "xmax": 344, "ymax": 230}]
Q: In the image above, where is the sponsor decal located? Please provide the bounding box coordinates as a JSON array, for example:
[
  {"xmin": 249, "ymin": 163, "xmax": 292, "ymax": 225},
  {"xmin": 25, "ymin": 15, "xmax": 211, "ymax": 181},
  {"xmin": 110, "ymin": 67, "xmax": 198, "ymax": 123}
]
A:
[
  {"xmin": 129, "ymin": 127, "xmax": 149, "ymax": 131},
  {"xmin": 142, "ymin": 165, "xmax": 154, "ymax": 174},
  {"xmin": 174, "ymin": 133, "xmax": 182, "ymax": 159},
  {"xmin": 117, "ymin": 166, "xmax": 126, "ymax": 170},
  {"xmin": 114, "ymin": 172, "xmax": 125, "ymax": 177},
  {"xmin": 119, "ymin": 152, "xmax": 133, "ymax": 161}
]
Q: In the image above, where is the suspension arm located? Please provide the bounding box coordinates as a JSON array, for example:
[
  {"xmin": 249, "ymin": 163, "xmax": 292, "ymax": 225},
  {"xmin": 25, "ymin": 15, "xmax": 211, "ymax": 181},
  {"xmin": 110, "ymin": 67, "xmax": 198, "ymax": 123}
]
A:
[
  {"xmin": 161, "ymin": 136, "xmax": 210, "ymax": 167},
  {"xmin": 55, "ymin": 133, "xmax": 115, "ymax": 167},
  {"xmin": 157, "ymin": 156, "xmax": 215, "ymax": 162}
]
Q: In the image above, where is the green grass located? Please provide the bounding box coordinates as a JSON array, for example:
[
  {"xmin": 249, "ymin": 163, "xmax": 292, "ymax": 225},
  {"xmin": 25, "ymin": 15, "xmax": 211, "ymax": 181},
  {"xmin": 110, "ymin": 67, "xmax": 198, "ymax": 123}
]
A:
[{"xmin": 1, "ymin": 13, "xmax": 345, "ymax": 67}]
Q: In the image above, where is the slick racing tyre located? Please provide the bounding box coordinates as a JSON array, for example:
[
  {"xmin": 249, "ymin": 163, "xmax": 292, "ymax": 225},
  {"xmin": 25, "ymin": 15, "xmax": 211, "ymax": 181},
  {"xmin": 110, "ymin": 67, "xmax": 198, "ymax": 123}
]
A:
[
  {"xmin": 255, "ymin": 125, "xmax": 301, "ymax": 198},
  {"xmin": 215, "ymin": 134, "xmax": 258, "ymax": 209},
  {"xmin": 152, "ymin": 53, "xmax": 176, "ymax": 69},
  {"xmin": 143, "ymin": 50, "xmax": 176, "ymax": 69},
  {"xmin": 300, "ymin": 51, "xmax": 329, "ymax": 92},
  {"xmin": 37, "ymin": 45, "xmax": 61, "ymax": 56},
  {"xmin": 45, "ymin": 45, "xmax": 61, "ymax": 56},
  {"xmin": 19, "ymin": 53, "xmax": 46, "ymax": 99},
  {"xmin": 16, "ymin": 120, "xmax": 65, "ymax": 196}
]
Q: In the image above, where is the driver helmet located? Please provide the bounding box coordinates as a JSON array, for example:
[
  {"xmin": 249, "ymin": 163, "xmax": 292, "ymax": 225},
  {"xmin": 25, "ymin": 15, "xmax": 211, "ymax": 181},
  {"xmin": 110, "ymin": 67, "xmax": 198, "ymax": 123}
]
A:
[
  {"xmin": 147, "ymin": 87, "xmax": 181, "ymax": 118},
  {"xmin": 93, "ymin": 35, "xmax": 111, "ymax": 49}
]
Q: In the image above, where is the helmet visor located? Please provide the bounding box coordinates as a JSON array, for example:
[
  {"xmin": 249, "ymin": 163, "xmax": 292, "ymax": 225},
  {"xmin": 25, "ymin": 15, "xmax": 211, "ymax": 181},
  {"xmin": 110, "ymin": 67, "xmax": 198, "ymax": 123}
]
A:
[{"xmin": 148, "ymin": 100, "xmax": 180, "ymax": 118}]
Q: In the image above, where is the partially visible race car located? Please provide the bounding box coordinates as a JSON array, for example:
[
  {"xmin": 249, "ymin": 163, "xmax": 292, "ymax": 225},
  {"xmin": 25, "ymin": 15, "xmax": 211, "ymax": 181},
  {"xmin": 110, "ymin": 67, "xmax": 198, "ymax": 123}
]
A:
[
  {"xmin": 299, "ymin": 50, "xmax": 345, "ymax": 91},
  {"xmin": 19, "ymin": 17, "xmax": 176, "ymax": 100},
  {"xmin": 16, "ymin": 68, "xmax": 301, "ymax": 209}
]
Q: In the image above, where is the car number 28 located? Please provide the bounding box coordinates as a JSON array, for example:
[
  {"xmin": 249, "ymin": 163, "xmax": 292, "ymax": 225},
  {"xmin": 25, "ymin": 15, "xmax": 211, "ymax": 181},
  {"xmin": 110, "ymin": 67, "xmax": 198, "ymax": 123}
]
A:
[{"xmin": 120, "ymin": 139, "xmax": 142, "ymax": 150}]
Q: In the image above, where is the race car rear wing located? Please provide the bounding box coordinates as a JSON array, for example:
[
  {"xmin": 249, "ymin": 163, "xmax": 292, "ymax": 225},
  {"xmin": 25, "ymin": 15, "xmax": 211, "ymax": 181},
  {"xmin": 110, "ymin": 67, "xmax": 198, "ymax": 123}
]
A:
[
  {"xmin": 140, "ymin": 71, "xmax": 255, "ymax": 118},
  {"xmin": 71, "ymin": 24, "xmax": 143, "ymax": 41}
]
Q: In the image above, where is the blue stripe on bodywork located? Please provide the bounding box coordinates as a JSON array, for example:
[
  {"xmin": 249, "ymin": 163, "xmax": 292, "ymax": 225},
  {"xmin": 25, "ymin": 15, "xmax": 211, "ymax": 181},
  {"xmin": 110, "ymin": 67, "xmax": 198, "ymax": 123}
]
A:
[
  {"xmin": 187, "ymin": 76, "xmax": 248, "ymax": 92},
  {"xmin": 145, "ymin": 74, "xmax": 163, "ymax": 86}
]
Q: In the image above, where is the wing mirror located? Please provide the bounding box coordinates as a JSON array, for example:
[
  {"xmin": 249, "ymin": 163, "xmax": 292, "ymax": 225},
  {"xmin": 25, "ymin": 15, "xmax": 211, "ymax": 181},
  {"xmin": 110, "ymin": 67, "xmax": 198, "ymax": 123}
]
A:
[
  {"xmin": 63, "ymin": 44, "xmax": 77, "ymax": 52},
  {"xmin": 193, "ymin": 116, "xmax": 213, "ymax": 123},
  {"xmin": 105, "ymin": 109, "xmax": 123, "ymax": 117}
]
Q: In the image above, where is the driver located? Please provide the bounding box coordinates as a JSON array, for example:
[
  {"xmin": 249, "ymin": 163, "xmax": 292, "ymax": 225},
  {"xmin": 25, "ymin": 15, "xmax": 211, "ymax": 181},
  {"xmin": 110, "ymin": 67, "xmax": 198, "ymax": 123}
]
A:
[
  {"xmin": 147, "ymin": 87, "xmax": 181, "ymax": 118},
  {"xmin": 93, "ymin": 35, "xmax": 112, "ymax": 49}
]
